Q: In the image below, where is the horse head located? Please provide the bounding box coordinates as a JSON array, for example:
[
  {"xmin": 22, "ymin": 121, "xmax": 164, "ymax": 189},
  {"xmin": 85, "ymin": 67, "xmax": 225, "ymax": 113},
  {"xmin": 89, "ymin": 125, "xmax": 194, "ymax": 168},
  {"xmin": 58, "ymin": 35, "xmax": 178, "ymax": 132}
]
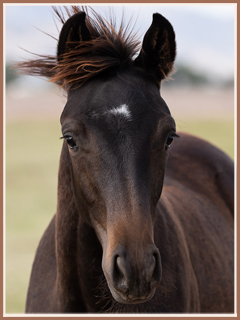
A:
[{"xmin": 57, "ymin": 10, "xmax": 176, "ymax": 305}]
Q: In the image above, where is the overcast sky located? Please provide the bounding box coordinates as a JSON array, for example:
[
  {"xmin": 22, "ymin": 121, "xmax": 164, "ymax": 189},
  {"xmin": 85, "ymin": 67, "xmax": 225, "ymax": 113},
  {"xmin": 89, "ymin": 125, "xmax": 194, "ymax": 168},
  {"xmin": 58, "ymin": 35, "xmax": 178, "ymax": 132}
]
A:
[{"xmin": 5, "ymin": 4, "xmax": 235, "ymax": 82}]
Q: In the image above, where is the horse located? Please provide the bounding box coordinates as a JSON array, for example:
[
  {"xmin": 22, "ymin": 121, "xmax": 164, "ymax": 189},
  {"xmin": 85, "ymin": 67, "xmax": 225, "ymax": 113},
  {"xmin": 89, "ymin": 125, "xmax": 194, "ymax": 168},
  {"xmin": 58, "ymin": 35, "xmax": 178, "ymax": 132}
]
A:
[{"xmin": 18, "ymin": 6, "xmax": 234, "ymax": 313}]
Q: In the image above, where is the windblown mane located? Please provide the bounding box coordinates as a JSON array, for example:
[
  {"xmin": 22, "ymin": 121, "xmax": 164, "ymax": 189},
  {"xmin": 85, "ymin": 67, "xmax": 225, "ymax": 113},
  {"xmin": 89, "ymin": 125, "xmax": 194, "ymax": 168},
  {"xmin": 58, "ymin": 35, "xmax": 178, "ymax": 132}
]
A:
[{"xmin": 17, "ymin": 6, "xmax": 141, "ymax": 90}]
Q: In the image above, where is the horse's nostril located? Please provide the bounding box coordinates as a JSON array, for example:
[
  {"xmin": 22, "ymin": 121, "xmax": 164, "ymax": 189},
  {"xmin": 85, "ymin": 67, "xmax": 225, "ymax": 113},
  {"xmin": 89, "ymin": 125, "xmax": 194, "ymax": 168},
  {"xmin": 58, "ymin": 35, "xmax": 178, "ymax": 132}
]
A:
[
  {"xmin": 146, "ymin": 254, "xmax": 157, "ymax": 282},
  {"xmin": 112, "ymin": 255, "xmax": 128, "ymax": 293},
  {"xmin": 151, "ymin": 251, "xmax": 162, "ymax": 286},
  {"xmin": 108, "ymin": 246, "xmax": 161, "ymax": 302}
]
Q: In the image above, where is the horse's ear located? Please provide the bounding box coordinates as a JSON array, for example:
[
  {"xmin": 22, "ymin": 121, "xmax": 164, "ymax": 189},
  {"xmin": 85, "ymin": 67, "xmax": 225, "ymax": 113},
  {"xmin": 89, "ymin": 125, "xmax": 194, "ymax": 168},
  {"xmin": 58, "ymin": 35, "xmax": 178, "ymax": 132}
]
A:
[
  {"xmin": 135, "ymin": 13, "xmax": 176, "ymax": 83},
  {"xmin": 57, "ymin": 12, "xmax": 91, "ymax": 62}
]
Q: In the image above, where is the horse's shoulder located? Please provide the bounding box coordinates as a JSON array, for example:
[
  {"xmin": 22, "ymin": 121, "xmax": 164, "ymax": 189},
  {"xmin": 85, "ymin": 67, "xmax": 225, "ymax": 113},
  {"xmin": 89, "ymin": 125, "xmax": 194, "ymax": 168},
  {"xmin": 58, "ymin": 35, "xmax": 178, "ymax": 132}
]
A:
[
  {"xmin": 26, "ymin": 215, "xmax": 57, "ymax": 313},
  {"xmin": 34, "ymin": 214, "xmax": 56, "ymax": 261},
  {"xmin": 169, "ymin": 132, "xmax": 233, "ymax": 169},
  {"xmin": 165, "ymin": 132, "xmax": 234, "ymax": 214},
  {"xmin": 166, "ymin": 132, "xmax": 233, "ymax": 177}
]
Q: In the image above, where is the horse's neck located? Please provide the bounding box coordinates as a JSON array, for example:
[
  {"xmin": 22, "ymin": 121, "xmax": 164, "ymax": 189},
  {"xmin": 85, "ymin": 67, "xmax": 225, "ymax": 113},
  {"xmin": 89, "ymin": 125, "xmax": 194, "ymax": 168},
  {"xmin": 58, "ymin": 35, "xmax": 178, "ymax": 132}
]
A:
[{"xmin": 55, "ymin": 143, "xmax": 103, "ymax": 312}]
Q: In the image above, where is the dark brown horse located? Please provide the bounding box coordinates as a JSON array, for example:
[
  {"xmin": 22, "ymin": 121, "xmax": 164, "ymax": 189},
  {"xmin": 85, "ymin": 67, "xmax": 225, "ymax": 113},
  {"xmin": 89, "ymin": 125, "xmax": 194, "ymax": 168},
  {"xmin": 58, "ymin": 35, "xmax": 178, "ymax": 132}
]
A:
[{"xmin": 19, "ymin": 6, "xmax": 234, "ymax": 313}]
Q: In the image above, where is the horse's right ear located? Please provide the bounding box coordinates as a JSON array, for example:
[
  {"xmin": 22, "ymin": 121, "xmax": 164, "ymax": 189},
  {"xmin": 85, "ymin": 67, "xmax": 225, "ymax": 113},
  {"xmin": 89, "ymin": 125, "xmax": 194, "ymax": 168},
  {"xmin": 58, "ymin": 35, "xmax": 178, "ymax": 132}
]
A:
[
  {"xmin": 135, "ymin": 13, "xmax": 176, "ymax": 84},
  {"xmin": 57, "ymin": 12, "xmax": 91, "ymax": 62}
]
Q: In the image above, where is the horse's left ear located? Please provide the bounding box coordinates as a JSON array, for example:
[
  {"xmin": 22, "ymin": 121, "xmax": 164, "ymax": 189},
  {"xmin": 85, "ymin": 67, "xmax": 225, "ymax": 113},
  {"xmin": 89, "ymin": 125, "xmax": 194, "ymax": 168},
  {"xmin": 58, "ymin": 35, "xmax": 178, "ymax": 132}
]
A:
[
  {"xmin": 135, "ymin": 13, "xmax": 176, "ymax": 83},
  {"xmin": 57, "ymin": 12, "xmax": 91, "ymax": 62}
]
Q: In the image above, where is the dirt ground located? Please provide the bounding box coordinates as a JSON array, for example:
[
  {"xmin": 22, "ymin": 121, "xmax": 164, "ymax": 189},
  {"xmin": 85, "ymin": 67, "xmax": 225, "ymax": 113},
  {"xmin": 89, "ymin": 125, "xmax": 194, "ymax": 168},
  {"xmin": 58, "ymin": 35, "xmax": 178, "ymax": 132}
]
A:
[{"xmin": 5, "ymin": 86, "xmax": 234, "ymax": 122}]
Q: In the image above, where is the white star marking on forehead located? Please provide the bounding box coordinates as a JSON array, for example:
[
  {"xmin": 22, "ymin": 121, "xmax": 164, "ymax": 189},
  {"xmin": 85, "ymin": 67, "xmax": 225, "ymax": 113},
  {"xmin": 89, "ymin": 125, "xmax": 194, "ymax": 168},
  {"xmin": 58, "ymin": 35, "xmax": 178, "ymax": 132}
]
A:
[{"xmin": 107, "ymin": 104, "xmax": 131, "ymax": 120}]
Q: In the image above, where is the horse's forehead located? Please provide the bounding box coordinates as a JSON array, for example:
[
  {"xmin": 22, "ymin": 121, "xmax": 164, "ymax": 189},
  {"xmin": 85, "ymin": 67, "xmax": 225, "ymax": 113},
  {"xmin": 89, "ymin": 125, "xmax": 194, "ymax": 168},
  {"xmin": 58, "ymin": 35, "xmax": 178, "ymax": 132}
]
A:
[
  {"xmin": 63, "ymin": 97, "xmax": 165, "ymax": 126},
  {"xmin": 62, "ymin": 72, "xmax": 170, "ymax": 123}
]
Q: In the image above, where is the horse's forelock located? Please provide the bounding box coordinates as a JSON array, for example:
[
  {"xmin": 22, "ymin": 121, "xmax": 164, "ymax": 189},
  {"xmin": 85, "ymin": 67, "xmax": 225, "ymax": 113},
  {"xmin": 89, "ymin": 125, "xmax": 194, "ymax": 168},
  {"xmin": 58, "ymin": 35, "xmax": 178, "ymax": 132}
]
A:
[{"xmin": 16, "ymin": 6, "xmax": 141, "ymax": 91}]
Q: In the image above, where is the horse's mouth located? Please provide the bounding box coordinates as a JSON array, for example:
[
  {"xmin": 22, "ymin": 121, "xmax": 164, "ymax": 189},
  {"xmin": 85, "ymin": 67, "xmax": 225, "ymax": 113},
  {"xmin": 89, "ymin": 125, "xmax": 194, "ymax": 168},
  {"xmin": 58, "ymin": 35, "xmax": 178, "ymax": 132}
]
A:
[{"xmin": 108, "ymin": 283, "xmax": 156, "ymax": 305}]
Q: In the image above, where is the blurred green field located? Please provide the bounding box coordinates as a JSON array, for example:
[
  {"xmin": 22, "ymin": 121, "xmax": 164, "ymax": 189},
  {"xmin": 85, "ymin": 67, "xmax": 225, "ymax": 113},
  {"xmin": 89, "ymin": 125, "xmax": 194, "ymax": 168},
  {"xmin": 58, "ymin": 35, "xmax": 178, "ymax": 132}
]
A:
[
  {"xmin": 6, "ymin": 120, "xmax": 62, "ymax": 314},
  {"xmin": 5, "ymin": 117, "xmax": 234, "ymax": 314}
]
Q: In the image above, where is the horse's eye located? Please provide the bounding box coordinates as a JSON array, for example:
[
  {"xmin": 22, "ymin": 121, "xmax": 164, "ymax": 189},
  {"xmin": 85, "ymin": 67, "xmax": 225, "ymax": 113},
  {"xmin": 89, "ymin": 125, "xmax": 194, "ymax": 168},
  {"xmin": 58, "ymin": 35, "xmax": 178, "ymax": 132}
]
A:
[
  {"xmin": 165, "ymin": 134, "xmax": 175, "ymax": 150},
  {"xmin": 65, "ymin": 136, "xmax": 77, "ymax": 149}
]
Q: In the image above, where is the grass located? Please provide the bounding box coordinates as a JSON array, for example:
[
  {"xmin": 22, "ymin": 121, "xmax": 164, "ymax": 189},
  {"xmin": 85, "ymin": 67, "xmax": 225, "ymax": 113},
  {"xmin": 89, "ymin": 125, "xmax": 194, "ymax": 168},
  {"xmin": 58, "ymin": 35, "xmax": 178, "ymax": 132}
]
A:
[{"xmin": 5, "ymin": 117, "xmax": 234, "ymax": 314}]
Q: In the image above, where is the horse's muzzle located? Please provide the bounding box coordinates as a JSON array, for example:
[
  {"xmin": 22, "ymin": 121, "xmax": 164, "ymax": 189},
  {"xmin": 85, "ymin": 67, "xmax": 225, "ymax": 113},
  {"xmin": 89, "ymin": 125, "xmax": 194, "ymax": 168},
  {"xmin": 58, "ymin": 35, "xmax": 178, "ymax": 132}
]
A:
[{"xmin": 103, "ymin": 244, "xmax": 162, "ymax": 304}]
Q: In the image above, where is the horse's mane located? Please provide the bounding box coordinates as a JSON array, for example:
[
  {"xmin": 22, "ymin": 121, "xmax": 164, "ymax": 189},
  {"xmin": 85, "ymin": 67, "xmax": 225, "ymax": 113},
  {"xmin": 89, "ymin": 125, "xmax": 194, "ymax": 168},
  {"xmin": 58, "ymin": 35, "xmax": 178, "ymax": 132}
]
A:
[{"xmin": 17, "ymin": 6, "xmax": 141, "ymax": 90}]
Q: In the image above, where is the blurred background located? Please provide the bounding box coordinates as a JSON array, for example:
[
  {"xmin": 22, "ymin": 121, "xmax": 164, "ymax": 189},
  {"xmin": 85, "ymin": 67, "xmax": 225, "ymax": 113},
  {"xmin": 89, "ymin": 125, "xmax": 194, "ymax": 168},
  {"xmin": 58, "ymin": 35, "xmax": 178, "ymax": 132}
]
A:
[{"xmin": 5, "ymin": 4, "xmax": 235, "ymax": 314}]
